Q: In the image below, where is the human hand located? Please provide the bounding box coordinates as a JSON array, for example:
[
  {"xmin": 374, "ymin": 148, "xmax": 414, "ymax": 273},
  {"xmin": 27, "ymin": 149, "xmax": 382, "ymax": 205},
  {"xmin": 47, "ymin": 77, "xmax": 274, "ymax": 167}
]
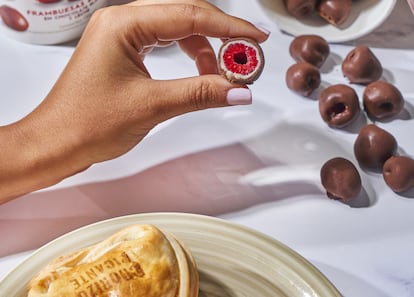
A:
[
  {"xmin": 45, "ymin": 0, "xmax": 269, "ymax": 162},
  {"xmin": 0, "ymin": 0, "xmax": 269, "ymax": 202}
]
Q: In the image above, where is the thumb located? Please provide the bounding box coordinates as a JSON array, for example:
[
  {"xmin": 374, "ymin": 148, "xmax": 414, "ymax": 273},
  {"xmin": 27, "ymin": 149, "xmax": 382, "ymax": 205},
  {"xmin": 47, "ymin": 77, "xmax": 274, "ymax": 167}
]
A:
[{"xmin": 145, "ymin": 75, "xmax": 252, "ymax": 122}]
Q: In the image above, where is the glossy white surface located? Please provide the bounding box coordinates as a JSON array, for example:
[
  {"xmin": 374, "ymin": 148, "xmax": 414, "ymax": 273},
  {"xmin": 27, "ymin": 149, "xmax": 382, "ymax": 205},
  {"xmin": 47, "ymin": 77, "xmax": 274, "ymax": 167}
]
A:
[{"xmin": 1, "ymin": 1, "xmax": 414, "ymax": 296}]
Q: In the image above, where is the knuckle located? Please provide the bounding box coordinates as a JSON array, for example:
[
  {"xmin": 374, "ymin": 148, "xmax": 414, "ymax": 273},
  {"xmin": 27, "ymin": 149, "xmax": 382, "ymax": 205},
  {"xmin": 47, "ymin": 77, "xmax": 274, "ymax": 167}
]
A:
[
  {"xmin": 191, "ymin": 81, "xmax": 216, "ymax": 110},
  {"xmin": 89, "ymin": 6, "xmax": 111, "ymax": 24},
  {"xmin": 179, "ymin": 4, "xmax": 201, "ymax": 28},
  {"xmin": 180, "ymin": 3, "xmax": 199, "ymax": 16},
  {"xmin": 88, "ymin": 6, "xmax": 121, "ymax": 32}
]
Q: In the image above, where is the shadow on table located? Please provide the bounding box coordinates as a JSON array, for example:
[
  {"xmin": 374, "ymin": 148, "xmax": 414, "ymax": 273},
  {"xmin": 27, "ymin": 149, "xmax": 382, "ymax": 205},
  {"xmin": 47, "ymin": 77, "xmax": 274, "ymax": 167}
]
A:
[{"xmin": 0, "ymin": 121, "xmax": 378, "ymax": 257}]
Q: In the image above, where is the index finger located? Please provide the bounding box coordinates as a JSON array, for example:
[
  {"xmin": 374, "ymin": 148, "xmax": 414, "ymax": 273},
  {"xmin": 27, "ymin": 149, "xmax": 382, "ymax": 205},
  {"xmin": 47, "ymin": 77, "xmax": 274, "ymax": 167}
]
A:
[
  {"xmin": 126, "ymin": 0, "xmax": 223, "ymax": 12},
  {"xmin": 107, "ymin": 4, "xmax": 269, "ymax": 49}
]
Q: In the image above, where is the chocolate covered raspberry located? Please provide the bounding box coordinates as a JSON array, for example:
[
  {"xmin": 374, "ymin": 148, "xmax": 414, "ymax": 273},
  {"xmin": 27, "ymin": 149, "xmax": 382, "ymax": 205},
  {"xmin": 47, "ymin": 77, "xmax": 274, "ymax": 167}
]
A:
[
  {"xmin": 283, "ymin": 0, "xmax": 318, "ymax": 19},
  {"xmin": 289, "ymin": 35, "xmax": 330, "ymax": 68},
  {"xmin": 383, "ymin": 156, "xmax": 414, "ymax": 193},
  {"xmin": 317, "ymin": 0, "xmax": 352, "ymax": 26},
  {"xmin": 320, "ymin": 157, "xmax": 362, "ymax": 202},
  {"xmin": 218, "ymin": 38, "xmax": 264, "ymax": 84},
  {"xmin": 319, "ymin": 84, "xmax": 361, "ymax": 128},
  {"xmin": 342, "ymin": 45, "xmax": 383, "ymax": 85},
  {"xmin": 363, "ymin": 81, "xmax": 405, "ymax": 120},
  {"xmin": 286, "ymin": 61, "xmax": 321, "ymax": 96},
  {"xmin": 354, "ymin": 124, "xmax": 398, "ymax": 170}
]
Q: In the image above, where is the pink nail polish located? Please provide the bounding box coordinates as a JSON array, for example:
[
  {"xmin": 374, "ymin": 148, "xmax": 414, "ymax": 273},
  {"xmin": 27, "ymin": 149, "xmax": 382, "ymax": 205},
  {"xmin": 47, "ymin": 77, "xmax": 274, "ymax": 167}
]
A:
[
  {"xmin": 227, "ymin": 88, "xmax": 252, "ymax": 105},
  {"xmin": 254, "ymin": 23, "xmax": 271, "ymax": 36}
]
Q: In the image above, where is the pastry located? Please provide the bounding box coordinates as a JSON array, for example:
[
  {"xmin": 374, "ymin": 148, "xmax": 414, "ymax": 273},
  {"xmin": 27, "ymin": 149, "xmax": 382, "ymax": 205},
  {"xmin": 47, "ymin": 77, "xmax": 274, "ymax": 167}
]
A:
[{"xmin": 27, "ymin": 224, "xmax": 198, "ymax": 297}]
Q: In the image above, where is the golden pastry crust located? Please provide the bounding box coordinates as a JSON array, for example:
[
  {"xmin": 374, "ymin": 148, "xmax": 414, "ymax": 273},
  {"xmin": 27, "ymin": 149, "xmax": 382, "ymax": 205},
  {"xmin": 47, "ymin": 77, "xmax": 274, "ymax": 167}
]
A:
[{"xmin": 27, "ymin": 224, "xmax": 187, "ymax": 297}]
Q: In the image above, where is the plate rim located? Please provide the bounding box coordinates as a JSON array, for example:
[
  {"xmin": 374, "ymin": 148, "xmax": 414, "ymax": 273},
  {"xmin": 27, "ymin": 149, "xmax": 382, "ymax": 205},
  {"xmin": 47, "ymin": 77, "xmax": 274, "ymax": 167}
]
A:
[{"xmin": 0, "ymin": 212, "xmax": 342, "ymax": 296}]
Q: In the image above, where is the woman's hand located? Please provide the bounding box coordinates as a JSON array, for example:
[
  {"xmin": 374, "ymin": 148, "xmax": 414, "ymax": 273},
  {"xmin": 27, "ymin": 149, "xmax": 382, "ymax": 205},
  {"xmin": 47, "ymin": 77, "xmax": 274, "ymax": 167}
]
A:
[{"xmin": 0, "ymin": 0, "xmax": 269, "ymax": 203}]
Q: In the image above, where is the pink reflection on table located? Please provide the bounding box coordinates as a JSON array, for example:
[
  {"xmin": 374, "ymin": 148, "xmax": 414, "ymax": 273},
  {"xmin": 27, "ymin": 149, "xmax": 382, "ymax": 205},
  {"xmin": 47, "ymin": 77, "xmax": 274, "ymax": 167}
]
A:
[{"xmin": 0, "ymin": 142, "xmax": 321, "ymax": 257}]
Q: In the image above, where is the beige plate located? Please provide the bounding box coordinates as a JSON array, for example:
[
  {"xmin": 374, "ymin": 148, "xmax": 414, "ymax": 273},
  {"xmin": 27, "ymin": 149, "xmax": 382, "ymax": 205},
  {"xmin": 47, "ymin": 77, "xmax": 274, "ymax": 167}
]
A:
[
  {"xmin": 0, "ymin": 213, "xmax": 342, "ymax": 297},
  {"xmin": 258, "ymin": 0, "xmax": 396, "ymax": 43}
]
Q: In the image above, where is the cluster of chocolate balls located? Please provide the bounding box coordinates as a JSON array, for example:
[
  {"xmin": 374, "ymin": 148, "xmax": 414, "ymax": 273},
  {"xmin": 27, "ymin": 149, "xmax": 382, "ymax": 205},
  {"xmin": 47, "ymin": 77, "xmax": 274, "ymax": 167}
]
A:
[
  {"xmin": 285, "ymin": 34, "xmax": 414, "ymax": 202},
  {"xmin": 283, "ymin": 0, "xmax": 353, "ymax": 27},
  {"xmin": 214, "ymin": 35, "xmax": 413, "ymax": 201}
]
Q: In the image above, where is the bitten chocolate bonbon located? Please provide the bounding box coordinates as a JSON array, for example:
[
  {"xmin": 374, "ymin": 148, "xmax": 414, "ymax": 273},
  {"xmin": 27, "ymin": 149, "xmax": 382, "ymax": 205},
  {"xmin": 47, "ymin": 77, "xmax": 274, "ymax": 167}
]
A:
[
  {"xmin": 218, "ymin": 38, "xmax": 265, "ymax": 84},
  {"xmin": 342, "ymin": 45, "xmax": 383, "ymax": 84},
  {"xmin": 319, "ymin": 84, "xmax": 360, "ymax": 128},
  {"xmin": 363, "ymin": 81, "xmax": 405, "ymax": 119},
  {"xmin": 289, "ymin": 35, "xmax": 330, "ymax": 68},
  {"xmin": 354, "ymin": 124, "xmax": 398, "ymax": 170},
  {"xmin": 317, "ymin": 0, "xmax": 352, "ymax": 26},
  {"xmin": 283, "ymin": 0, "xmax": 317, "ymax": 19},
  {"xmin": 383, "ymin": 156, "xmax": 414, "ymax": 193},
  {"xmin": 285, "ymin": 61, "xmax": 321, "ymax": 96},
  {"xmin": 320, "ymin": 157, "xmax": 362, "ymax": 202}
]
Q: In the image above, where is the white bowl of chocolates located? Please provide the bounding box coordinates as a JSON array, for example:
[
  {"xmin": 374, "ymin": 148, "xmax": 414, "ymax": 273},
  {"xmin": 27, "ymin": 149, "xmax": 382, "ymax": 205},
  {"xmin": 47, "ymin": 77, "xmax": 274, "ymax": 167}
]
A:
[{"xmin": 257, "ymin": 0, "xmax": 397, "ymax": 42}]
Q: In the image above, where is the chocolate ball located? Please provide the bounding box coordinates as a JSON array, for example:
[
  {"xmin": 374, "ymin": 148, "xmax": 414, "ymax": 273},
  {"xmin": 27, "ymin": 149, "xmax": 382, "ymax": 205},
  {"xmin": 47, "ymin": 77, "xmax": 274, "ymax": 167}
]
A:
[
  {"xmin": 317, "ymin": 0, "xmax": 352, "ymax": 26},
  {"xmin": 383, "ymin": 156, "xmax": 414, "ymax": 193},
  {"xmin": 354, "ymin": 124, "xmax": 398, "ymax": 170},
  {"xmin": 320, "ymin": 157, "xmax": 362, "ymax": 202},
  {"xmin": 342, "ymin": 45, "xmax": 383, "ymax": 85},
  {"xmin": 286, "ymin": 61, "xmax": 321, "ymax": 96},
  {"xmin": 289, "ymin": 35, "xmax": 330, "ymax": 68},
  {"xmin": 363, "ymin": 81, "xmax": 405, "ymax": 119},
  {"xmin": 319, "ymin": 84, "xmax": 361, "ymax": 128},
  {"xmin": 283, "ymin": 0, "xmax": 317, "ymax": 19}
]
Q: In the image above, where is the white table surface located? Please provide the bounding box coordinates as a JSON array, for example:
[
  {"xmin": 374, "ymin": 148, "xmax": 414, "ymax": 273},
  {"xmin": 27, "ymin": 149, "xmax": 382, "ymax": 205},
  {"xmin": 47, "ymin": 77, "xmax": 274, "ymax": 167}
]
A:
[{"xmin": 1, "ymin": 1, "xmax": 414, "ymax": 296}]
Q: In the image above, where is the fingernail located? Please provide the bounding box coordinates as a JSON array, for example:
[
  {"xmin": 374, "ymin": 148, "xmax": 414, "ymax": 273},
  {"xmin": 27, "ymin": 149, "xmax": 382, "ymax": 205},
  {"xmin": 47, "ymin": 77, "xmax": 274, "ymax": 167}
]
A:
[
  {"xmin": 254, "ymin": 23, "xmax": 271, "ymax": 36},
  {"xmin": 227, "ymin": 88, "xmax": 252, "ymax": 105}
]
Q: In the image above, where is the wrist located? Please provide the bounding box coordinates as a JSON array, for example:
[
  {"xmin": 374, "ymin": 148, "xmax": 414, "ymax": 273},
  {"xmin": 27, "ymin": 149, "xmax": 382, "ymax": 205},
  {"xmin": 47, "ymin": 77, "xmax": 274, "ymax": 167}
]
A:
[{"xmin": 0, "ymin": 112, "xmax": 90, "ymax": 203}]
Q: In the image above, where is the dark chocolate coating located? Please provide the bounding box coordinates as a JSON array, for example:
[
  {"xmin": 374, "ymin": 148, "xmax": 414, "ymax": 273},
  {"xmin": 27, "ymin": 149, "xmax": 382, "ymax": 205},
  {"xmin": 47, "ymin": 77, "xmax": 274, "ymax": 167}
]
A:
[
  {"xmin": 286, "ymin": 61, "xmax": 321, "ymax": 96},
  {"xmin": 342, "ymin": 45, "xmax": 383, "ymax": 85},
  {"xmin": 354, "ymin": 124, "xmax": 398, "ymax": 170},
  {"xmin": 383, "ymin": 156, "xmax": 414, "ymax": 193},
  {"xmin": 283, "ymin": 0, "xmax": 317, "ymax": 19},
  {"xmin": 317, "ymin": 0, "xmax": 352, "ymax": 26},
  {"xmin": 319, "ymin": 84, "xmax": 360, "ymax": 128},
  {"xmin": 363, "ymin": 81, "xmax": 405, "ymax": 119},
  {"xmin": 289, "ymin": 35, "xmax": 330, "ymax": 68},
  {"xmin": 320, "ymin": 157, "xmax": 362, "ymax": 201}
]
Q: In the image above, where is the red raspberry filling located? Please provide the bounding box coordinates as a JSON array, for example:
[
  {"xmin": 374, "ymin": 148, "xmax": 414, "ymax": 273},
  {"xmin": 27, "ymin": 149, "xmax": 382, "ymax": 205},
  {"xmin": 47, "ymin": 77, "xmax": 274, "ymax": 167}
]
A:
[{"xmin": 223, "ymin": 43, "xmax": 259, "ymax": 75}]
